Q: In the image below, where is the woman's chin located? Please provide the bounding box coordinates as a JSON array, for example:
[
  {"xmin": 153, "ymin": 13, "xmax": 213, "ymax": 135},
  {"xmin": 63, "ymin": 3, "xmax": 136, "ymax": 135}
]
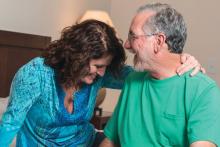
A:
[{"xmin": 83, "ymin": 78, "xmax": 94, "ymax": 84}]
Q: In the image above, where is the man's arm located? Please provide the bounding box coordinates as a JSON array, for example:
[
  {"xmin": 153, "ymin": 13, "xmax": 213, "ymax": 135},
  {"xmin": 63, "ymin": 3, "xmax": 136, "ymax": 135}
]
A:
[
  {"xmin": 0, "ymin": 64, "xmax": 41, "ymax": 146},
  {"xmin": 99, "ymin": 138, "xmax": 118, "ymax": 147},
  {"xmin": 187, "ymin": 84, "xmax": 220, "ymax": 146},
  {"xmin": 190, "ymin": 141, "xmax": 216, "ymax": 147}
]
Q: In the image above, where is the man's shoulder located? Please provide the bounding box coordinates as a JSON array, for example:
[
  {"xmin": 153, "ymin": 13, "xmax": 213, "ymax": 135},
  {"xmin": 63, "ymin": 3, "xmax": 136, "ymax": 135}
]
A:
[
  {"xmin": 184, "ymin": 72, "xmax": 220, "ymax": 100},
  {"xmin": 185, "ymin": 72, "xmax": 216, "ymax": 87}
]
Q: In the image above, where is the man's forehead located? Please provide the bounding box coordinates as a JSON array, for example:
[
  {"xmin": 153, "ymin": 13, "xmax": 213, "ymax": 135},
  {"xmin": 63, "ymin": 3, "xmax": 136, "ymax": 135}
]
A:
[{"xmin": 130, "ymin": 11, "xmax": 155, "ymax": 32}]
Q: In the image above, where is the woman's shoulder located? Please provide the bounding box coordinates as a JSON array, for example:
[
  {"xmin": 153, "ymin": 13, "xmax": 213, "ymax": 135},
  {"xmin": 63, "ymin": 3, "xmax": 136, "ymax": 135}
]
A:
[{"xmin": 16, "ymin": 57, "xmax": 54, "ymax": 78}]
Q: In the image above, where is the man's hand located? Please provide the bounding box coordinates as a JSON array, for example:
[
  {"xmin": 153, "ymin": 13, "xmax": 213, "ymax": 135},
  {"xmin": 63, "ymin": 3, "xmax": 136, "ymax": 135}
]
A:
[
  {"xmin": 190, "ymin": 141, "xmax": 216, "ymax": 147},
  {"xmin": 99, "ymin": 138, "xmax": 117, "ymax": 147},
  {"xmin": 176, "ymin": 53, "xmax": 206, "ymax": 76}
]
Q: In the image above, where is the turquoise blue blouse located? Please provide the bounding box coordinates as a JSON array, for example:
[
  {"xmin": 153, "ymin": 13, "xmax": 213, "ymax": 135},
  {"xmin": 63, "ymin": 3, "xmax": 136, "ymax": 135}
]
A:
[{"xmin": 0, "ymin": 57, "xmax": 133, "ymax": 147}]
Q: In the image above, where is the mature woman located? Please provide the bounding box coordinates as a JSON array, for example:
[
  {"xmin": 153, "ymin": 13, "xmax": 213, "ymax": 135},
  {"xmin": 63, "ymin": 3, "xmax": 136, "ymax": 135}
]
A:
[{"xmin": 0, "ymin": 20, "xmax": 202, "ymax": 147}]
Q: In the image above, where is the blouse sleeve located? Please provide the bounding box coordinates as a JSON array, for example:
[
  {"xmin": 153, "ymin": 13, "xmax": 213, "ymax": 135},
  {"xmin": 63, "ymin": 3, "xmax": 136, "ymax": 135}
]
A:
[
  {"xmin": 102, "ymin": 65, "xmax": 134, "ymax": 89},
  {"xmin": 0, "ymin": 63, "xmax": 41, "ymax": 146}
]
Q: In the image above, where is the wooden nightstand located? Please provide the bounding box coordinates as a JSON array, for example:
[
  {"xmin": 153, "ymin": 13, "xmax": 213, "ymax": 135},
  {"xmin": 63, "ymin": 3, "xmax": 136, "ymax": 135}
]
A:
[{"xmin": 91, "ymin": 111, "xmax": 112, "ymax": 130}]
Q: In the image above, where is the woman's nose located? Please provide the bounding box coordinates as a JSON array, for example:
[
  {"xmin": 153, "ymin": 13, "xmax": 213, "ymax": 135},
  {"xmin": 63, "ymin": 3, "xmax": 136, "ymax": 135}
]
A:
[
  {"xmin": 90, "ymin": 66, "xmax": 97, "ymax": 73},
  {"xmin": 97, "ymin": 67, "xmax": 106, "ymax": 77}
]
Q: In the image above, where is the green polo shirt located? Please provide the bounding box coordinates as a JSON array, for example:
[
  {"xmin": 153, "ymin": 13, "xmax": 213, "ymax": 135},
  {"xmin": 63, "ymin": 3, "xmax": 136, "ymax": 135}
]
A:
[{"xmin": 104, "ymin": 71, "xmax": 220, "ymax": 147}]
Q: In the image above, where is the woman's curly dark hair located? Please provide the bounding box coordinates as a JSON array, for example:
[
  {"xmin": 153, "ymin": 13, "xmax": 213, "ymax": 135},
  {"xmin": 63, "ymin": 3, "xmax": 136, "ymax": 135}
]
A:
[{"xmin": 42, "ymin": 19, "xmax": 126, "ymax": 88}]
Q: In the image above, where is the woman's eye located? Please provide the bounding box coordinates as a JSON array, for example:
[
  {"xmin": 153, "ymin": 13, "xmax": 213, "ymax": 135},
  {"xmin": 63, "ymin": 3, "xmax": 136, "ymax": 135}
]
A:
[
  {"xmin": 96, "ymin": 65, "xmax": 107, "ymax": 69},
  {"xmin": 96, "ymin": 66, "xmax": 104, "ymax": 69}
]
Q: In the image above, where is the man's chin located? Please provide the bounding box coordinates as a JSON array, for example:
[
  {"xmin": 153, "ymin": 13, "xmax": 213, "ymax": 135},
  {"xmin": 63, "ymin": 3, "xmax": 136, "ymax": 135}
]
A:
[{"xmin": 134, "ymin": 63, "xmax": 145, "ymax": 72}]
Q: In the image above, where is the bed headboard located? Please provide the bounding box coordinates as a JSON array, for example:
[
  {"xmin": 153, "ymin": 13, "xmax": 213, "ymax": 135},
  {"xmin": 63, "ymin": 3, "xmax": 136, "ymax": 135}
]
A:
[{"xmin": 0, "ymin": 30, "xmax": 51, "ymax": 97}]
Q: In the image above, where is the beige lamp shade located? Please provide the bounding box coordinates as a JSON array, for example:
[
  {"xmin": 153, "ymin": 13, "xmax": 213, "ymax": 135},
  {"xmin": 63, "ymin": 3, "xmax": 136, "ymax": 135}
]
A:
[
  {"xmin": 95, "ymin": 88, "xmax": 106, "ymax": 107},
  {"xmin": 78, "ymin": 10, "xmax": 114, "ymax": 27}
]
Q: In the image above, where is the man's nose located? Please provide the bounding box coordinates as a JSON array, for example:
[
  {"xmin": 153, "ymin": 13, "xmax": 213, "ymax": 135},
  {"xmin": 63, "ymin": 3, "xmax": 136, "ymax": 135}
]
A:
[
  {"xmin": 124, "ymin": 39, "xmax": 131, "ymax": 49},
  {"xmin": 124, "ymin": 39, "xmax": 136, "ymax": 54}
]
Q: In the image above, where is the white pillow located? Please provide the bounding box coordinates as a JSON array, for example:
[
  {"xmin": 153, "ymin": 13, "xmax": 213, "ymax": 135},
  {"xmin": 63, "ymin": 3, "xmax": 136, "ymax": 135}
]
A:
[
  {"xmin": 0, "ymin": 97, "xmax": 9, "ymax": 121},
  {"xmin": 0, "ymin": 97, "xmax": 16, "ymax": 147}
]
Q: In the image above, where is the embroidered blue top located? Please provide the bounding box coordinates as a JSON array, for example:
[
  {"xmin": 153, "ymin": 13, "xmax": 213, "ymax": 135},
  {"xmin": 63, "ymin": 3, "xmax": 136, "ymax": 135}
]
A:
[{"xmin": 0, "ymin": 57, "xmax": 133, "ymax": 147}]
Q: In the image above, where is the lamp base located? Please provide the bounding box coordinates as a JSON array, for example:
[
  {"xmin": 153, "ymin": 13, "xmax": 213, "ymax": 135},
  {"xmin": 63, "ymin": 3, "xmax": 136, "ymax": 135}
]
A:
[{"xmin": 94, "ymin": 107, "xmax": 103, "ymax": 116}]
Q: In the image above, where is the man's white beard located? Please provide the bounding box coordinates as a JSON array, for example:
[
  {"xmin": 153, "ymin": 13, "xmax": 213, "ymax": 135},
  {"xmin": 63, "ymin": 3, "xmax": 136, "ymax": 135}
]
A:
[{"xmin": 134, "ymin": 59, "xmax": 146, "ymax": 72}]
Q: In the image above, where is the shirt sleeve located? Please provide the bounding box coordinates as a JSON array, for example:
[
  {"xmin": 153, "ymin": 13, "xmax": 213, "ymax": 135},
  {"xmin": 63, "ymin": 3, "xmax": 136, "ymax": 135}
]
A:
[
  {"xmin": 188, "ymin": 84, "xmax": 220, "ymax": 146},
  {"xmin": 0, "ymin": 64, "xmax": 41, "ymax": 146},
  {"xmin": 104, "ymin": 96, "xmax": 121, "ymax": 145},
  {"xmin": 102, "ymin": 65, "xmax": 134, "ymax": 89},
  {"xmin": 103, "ymin": 78, "xmax": 130, "ymax": 145}
]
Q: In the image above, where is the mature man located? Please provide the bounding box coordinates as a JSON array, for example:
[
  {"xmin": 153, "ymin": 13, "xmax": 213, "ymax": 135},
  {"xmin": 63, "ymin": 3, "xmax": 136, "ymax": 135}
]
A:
[{"xmin": 100, "ymin": 3, "xmax": 220, "ymax": 147}]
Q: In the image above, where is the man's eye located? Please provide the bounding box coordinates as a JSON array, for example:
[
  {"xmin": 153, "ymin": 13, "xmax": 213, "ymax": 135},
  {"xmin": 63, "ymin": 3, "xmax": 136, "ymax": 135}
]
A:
[{"xmin": 96, "ymin": 65, "xmax": 106, "ymax": 69}]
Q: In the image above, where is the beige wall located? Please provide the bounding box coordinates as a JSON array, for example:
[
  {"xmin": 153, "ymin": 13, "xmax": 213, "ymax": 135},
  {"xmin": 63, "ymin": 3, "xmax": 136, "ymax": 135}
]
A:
[
  {"xmin": 0, "ymin": 0, "xmax": 110, "ymax": 40},
  {"xmin": 101, "ymin": 0, "xmax": 220, "ymax": 112}
]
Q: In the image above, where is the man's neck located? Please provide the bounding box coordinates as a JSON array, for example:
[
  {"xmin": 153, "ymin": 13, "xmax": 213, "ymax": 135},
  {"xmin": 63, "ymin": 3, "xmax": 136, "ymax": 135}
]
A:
[{"xmin": 150, "ymin": 53, "xmax": 182, "ymax": 80}]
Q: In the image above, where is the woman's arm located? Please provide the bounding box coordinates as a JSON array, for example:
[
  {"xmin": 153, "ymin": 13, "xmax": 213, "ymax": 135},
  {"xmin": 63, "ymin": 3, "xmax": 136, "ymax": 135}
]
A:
[
  {"xmin": 190, "ymin": 141, "xmax": 216, "ymax": 147},
  {"xmin": 0, "ymin": 63, "xmax": 41, "ymax": 146},
  {"xmin": 103, "ymin": 53, "xmax": 205, "ymax": 89},
  {"xmin": 177, "ymin": 53, "xmax": 205, "ymax": 76},
  {"xmin": 99, "ymin": 138, "xmax": 118, "ymax": 147},
  {"xmin": 102, "ymin": 65, "xmax": 134, "ymax": 89}
]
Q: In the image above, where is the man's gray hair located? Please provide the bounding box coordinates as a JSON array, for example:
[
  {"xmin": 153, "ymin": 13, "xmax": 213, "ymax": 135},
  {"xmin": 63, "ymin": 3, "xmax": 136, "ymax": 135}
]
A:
[{"xmin": 138, "ymin": 3, "xmax": 187, "ymax": 53}]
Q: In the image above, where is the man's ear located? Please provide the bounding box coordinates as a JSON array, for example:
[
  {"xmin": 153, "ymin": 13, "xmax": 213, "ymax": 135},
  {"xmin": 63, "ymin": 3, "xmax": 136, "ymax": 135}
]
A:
[{"xmin": 154, "ymin": 33, "xmax": 166, "ymax": 54}]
